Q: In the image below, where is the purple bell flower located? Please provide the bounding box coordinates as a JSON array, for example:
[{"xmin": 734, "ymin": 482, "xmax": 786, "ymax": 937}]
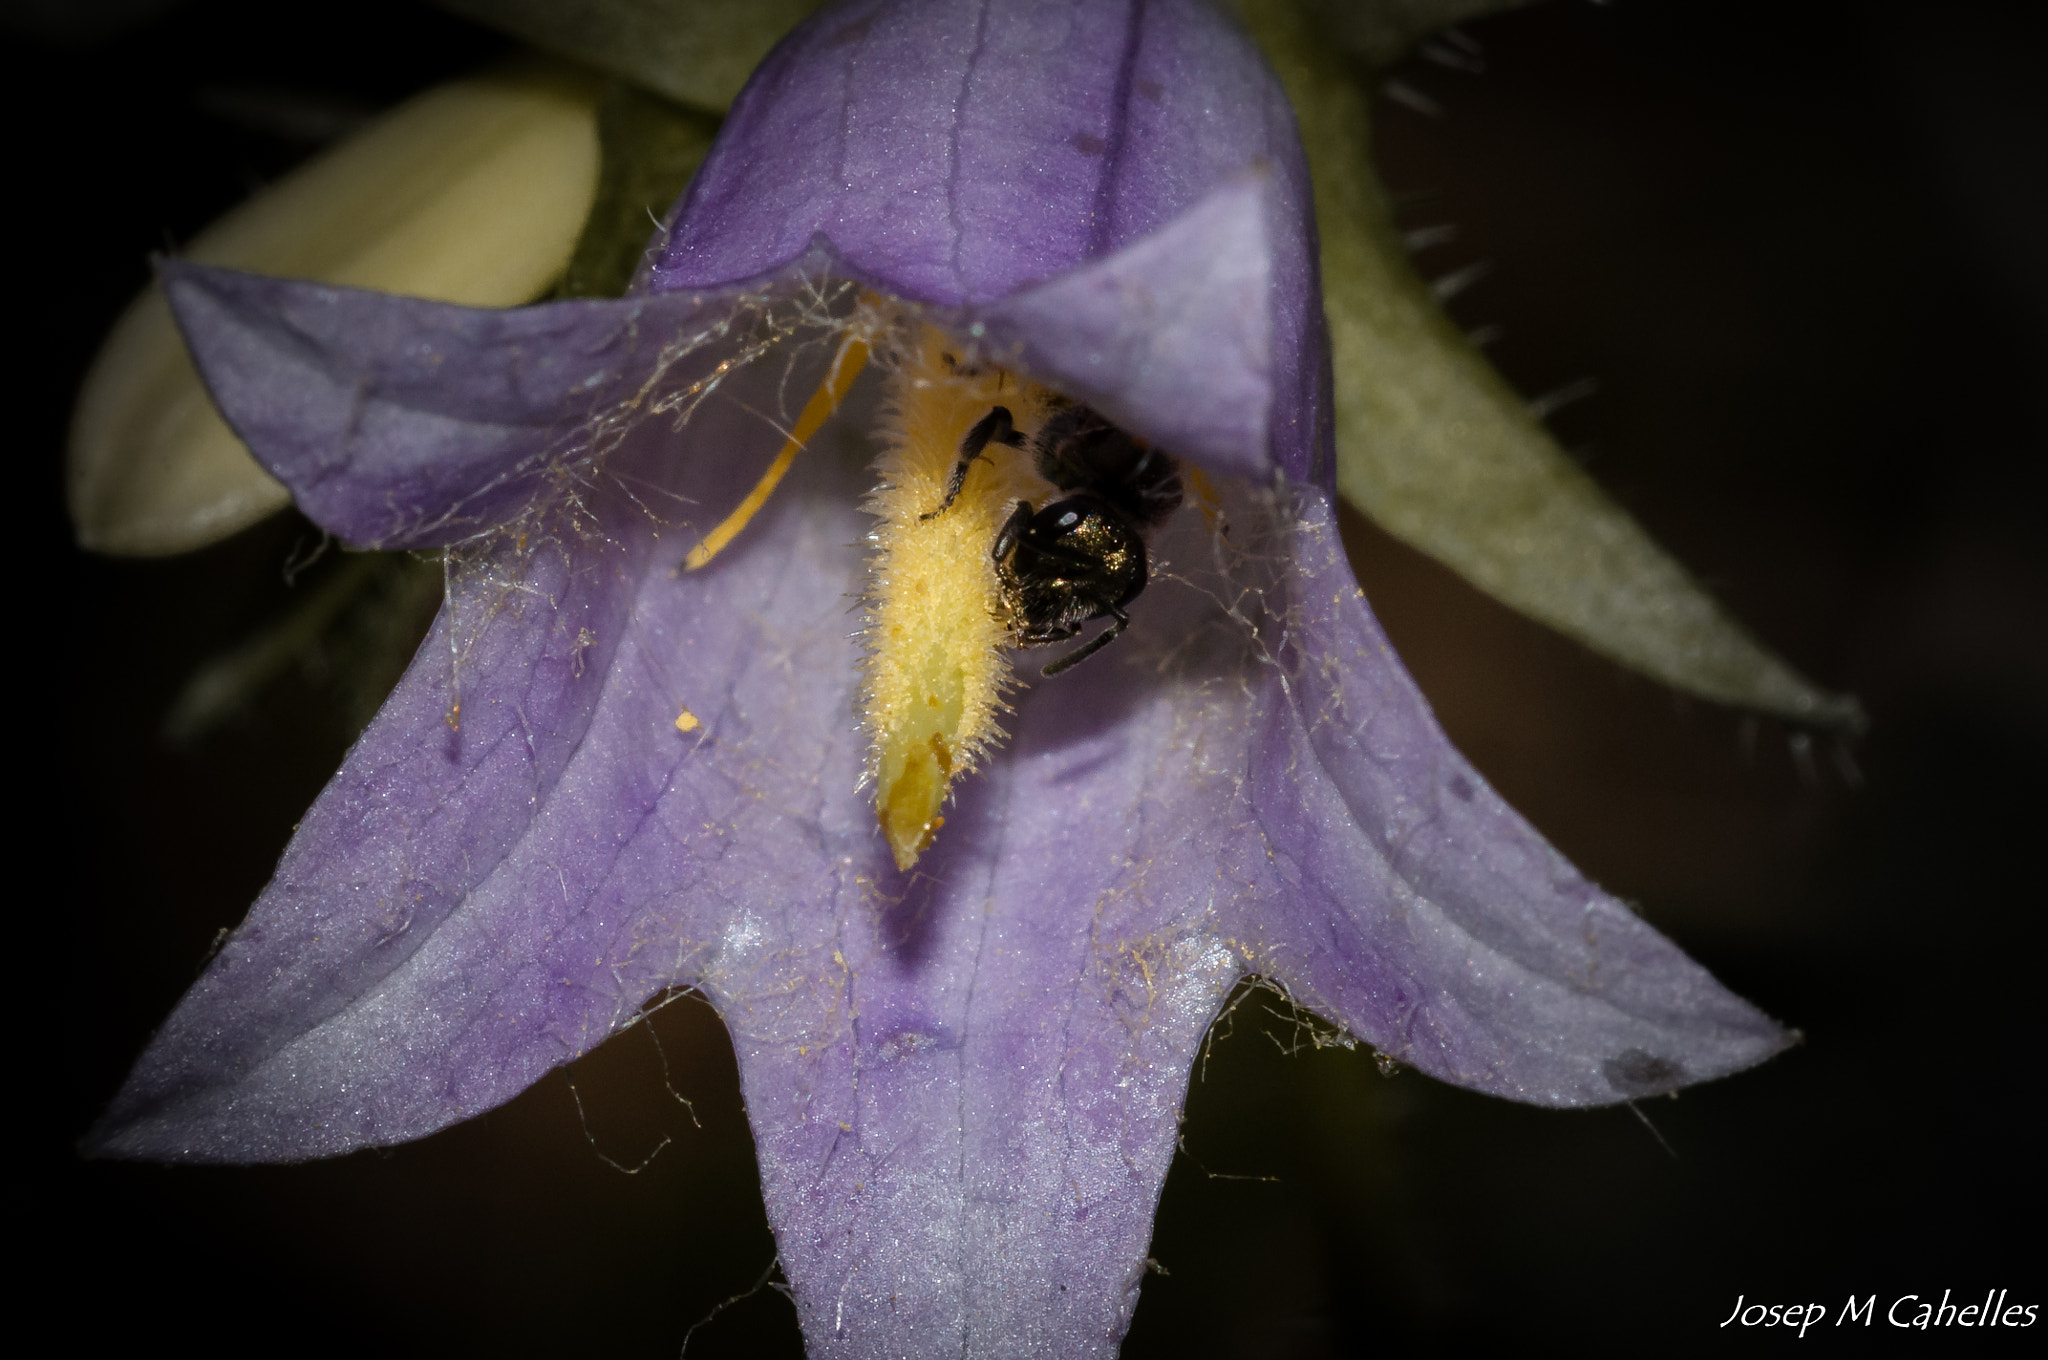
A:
[{"xmin": 93, "ymin": 1, "xmax": 1789, "ymax": 1355}]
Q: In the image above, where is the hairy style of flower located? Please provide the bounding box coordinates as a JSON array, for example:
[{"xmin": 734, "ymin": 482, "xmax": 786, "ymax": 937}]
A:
[{"xmin": 93, "ymin": 1, "xmax": 1790, "ymax": 1356}]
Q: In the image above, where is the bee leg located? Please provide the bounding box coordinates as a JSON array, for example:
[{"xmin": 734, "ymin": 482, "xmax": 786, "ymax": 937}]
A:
[
  {"xmin": 1040, "ymin": 607, "xmax": 1128, "ymax": 677},
  {"xmin": 921, "ymin": 405, "xmax": 1023, "ymax": 520}
]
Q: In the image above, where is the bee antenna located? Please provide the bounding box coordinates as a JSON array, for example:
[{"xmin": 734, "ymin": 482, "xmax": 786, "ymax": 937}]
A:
[{"xmin": 1040, "ymin": 609, "xmax": 1128, "ymax": 677}]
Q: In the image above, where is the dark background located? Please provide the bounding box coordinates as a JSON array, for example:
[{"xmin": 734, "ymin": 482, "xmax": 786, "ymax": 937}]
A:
[{"xmin": 22, "ymin": 0, "xmax": 2043, "ymax": 1353}]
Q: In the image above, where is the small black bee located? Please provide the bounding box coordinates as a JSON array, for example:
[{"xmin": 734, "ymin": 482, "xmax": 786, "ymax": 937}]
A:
[{"xmin": 926, "ymin": 402, "xmax": 1182, "ymax": 676}]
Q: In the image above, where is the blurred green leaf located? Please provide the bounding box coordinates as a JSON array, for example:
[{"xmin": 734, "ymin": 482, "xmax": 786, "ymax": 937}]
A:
[{"xmin": 1241, "ymin": 0, "xmax": 1863, "ymax": 730}]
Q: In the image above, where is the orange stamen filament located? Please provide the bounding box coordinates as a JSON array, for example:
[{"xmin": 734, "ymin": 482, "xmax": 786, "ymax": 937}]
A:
[{"xmin": 684, "ymin": 332, "xmax": 871, "ymax": 571}]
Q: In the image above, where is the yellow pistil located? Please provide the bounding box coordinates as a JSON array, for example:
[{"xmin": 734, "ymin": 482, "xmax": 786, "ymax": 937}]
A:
[{"xmin": 862, "ymin": 326, "xmax": 1062, "ymax": 871}]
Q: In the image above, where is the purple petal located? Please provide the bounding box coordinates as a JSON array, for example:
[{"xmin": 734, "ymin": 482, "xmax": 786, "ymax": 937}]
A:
[
  {"xmin": 1234, "ymin": 492, "xmax": 1792, "ymax": 1103},
  {"xmin": 93, "ymin": 293, "xmax": 865, "ymax": 1158},
  {"xmin": 966, "ymin": 173, "xmax": 1275, "ymax": 480},
  {"xmin": 93, "ymin": 355, "xmax": 1253, "ymax": 1351},
  {"xmin": 162, "ymin": 260, "xmax": 753, "ymax": 548},
  {"xmin": 720, "ymin": 498, "xmax": 1292, "ymax": 1353},
  {"xmin": 728, "ymin": 703, "xmax": 1245, "ymax": 1354},
  {"xmin": 651, "ymin": 0, "xmax": 1328, "ymax": 483}
]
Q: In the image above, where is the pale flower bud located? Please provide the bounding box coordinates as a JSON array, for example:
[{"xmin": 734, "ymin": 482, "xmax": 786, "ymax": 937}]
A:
[{"xmin": 68, "ymin": 59, "xmax": 600, "ymax": 555}]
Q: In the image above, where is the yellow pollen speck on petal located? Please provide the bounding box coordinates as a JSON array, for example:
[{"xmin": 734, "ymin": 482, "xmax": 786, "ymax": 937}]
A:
[
  {"xmin": 861, "ymin": 324, "xmax": 1061, "ymax": 871},
  {"xmin": 674, "ymin": 707, "xmax": 701, "ymax": 733}
]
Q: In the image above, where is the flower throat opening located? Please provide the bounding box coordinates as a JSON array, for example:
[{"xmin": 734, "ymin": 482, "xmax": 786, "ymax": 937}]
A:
[{"xmin": 685, "ymin": 315, "xmax": 1180, "ymax": 874}]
